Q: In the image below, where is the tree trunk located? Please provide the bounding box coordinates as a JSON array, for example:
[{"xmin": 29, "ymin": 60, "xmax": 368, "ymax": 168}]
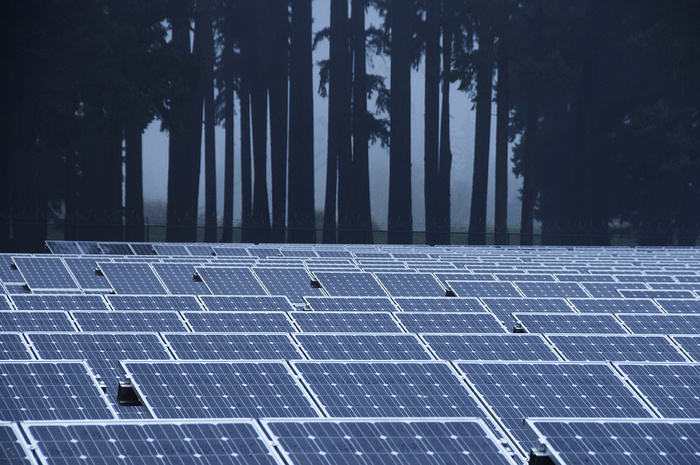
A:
[
  {"xmin": 124, "ymin": 123, "xmax": 145, "ymax": 242},
  {"xmin": 468, "ymin": 23, "xmax": 494, "ymax": 245},
  {"xmin": 269, "ymin": 0, "xmax": 289, "ymax": 243},
  {"xmin": 288, "ymin": 0, "xmax": 316, "ymax": 243},
  {"xmin": 388, "ymin": 0, "xmax": 413, "ymax": 244},
  {"xmin": 202, "ymin": 0, "xmax": 218, "ymax": 243},
  {"xmin": 221, "ymin": 30, "xmax": 235, "ymax": 243},
  {"xmin": 424, "ymin": 0, "xmax": 440, "ymax": 245},
  {"xmin": 494, "ymin": 17, "xmax": 509, "ymax": 245},
  {"xmin": 437, "ymin": 0, "xmax": 454, "ymax": 245}
]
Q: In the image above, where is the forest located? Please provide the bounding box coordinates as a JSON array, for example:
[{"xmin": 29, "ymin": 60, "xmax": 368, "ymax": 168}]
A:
[{"xmin": 2, "ymin": 0, "xmax": 699, "ymax": 252}]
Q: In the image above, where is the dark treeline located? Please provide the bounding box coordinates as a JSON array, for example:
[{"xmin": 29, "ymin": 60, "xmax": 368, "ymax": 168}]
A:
[{"xmin": 2, "ymin": 0, "xmax": 699, "ymax": 252}]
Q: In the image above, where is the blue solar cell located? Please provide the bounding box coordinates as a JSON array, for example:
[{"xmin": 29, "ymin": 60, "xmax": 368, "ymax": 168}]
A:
[
  {"xmin": 547, "ymin": 335, "xmax": 686, "ymax": 362},
  {"xmin": 292, "ymin": 361, "xmax": 486, "ymax": 418},
  {"xmin": 0, "ymin": 311, "xmax": 76, "ymax": 332},
  {"xmin": 527, "ymin": 418, "xmax": 700, "ymax": 465},
  {"xmin": 263, "ymin": 419, "xmax": 517, "ymax": 465},
  {"xmin": 656, "ymin": 299, "xmax": 700, "ymax": 313},
  {"xmin": 395, "ymin": 312, "xmax": 507, "ymax": 334},
  {"xmin": 76, "ymin": 242, "xmax": 102, "ymax": 255},
  {"xmin": 496, "ymin": 273, "xmax": 556, "ymax": 282},
  {"xmin": 569, "ymin": 298, "xmax": 661, "ymax": 313},
  {"xmin": 295, "ymin": 333, "xmax": 433, "ymax": 360},
  {"xmin": 446, "ymin": 281, "xmax": 521, "ymax": 298},
  {"xmin": 615, "ymin": 274, "xmax": 677, "ymax": 283},
  {"xmin": 515, "ymin": 282, "xmax": 589, "ymax": 298},
  {"xmin": 581, "ymin": 282, "xmax": 647, "ymax": 298},
  {"xmin": 0, "ymin": 361, "xmax": 115, "ymax": 421},
  {"xmin": 182, "ymin": 311, "xmax": 296, "ymax": 333},
  {"xmin": 195, "ymin": 267, "xmax": 267, "ymax": 295},
  {"xmin": 162, "ymin": 333, "xmax": 304, "ymax": 360},
  {"xmin": 98, "ymin": 263, "xmax": 168, "ymax": 295},
  {"xmin": 456, "ymin": 361, "xmax": 654, "ymax": 454},
  {"xmin": 12, "ymin": 257, "xmax": 78, "ymax": 290},
  {"xmin": 0, "ymin": 295, "xmax": 11, "ymax": 310},
  {"xmin": 555, "ymin": 274, "xmax": 615, "ymax": 282},
  {"xmin": 0, "ymin": 422, "xmax": 33, "ymax": 464},
  {"xmin": 129, "ymin": 243, "xmax": 156, "ymax": 256},
  {"xmin": 304, "ymin": 296, "xmax": 397, "ymax": 312},
  {"xmin": 313, "ymin": 272, "xmax": 388, "ymax": 297},
  {"xmin": 616, "ymin": 363, "xmax": 700, "ymax": 418},
  {"xmin": 617, "ymin": 313, "xmax": 700, "ymax": 334},
  {"xmin": 253, "ymin": 268, "xmax": 323, "ymax": 303},
  {"xmin": 514, "ymin": 313, "xmax": 629, "ymax": 334},
  {"xmin": 394, "ymin": 297, "xmax": 486, "ymax": 312},
  {"xmin": 374, "ymin": 273, "xmax": 446, "ymax": 297},
  {"xmin": 200, "ymin": 295, "xmax": 294, "ymax": 312},
  {"xmin": 151, "ymin": 263, "xmax": 210, "ymax": 295},
  {"xmin": 124, "ymin": 361, "xmax": 320, "ymax": 418},
  {"xmin": 71, "ymin": 311, "xmax": 188, "ymax": 332},
  {"xmin": 62, "ymin": 257, "xmax": 111, "ymax": 290},
  {"xmin": 107, "ymin": 295, "xmax": 202, "ymax": 311},
  {"xmin": 152, "ymin": 244, "xmax": 190, "ymax": 256},
  {"xmin": 670, "ymin": 336, "xmax": 700, "ymax": 362},
  {"xmin": 11, "ymin": 294, "xmax": 108, "ymax": 311},
  {"xmin": 97, "ymin": 243, "xmax": 134, "ymax": 255},
  {"xmin": 619, "ymin": 289, "xmax": 697, "ymax": 299},
  {"xmin": 25, "ymin": 420, "xmax": 282, "ymax": 465},
  {"xmin": 291, "ymin": 311, "xmax": 404, "ymax": 333},
  {"xmin": 482, "ymin": 298, "xmax": 573, "ymax": 325},
  {"xmin": 422, "ymin": 334, "xmax": 561, "ymax": 361},
  {"xmin": 0, "ymin": 333, "xmax": 33, "ymax": 360},
  {"xmin": 434, "ymin": 272, "xmax": 497, "ymax": 284}
]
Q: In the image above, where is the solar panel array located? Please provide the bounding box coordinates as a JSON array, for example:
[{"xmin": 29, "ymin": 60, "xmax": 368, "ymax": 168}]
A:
[{"xmin": 1, "ymin": 241, "xmax": 699, "ymax": 464}]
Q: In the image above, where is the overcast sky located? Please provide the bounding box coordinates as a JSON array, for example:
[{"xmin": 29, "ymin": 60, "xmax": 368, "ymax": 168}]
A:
[{"xmin": 141, "ymin": 3, "xmax": 523, "ymax": 230}]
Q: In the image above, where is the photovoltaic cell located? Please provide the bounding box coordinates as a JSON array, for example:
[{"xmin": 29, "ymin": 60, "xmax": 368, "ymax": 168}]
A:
[
  {"xmin": 312, "ymin": 271, "xmax": 388, "ymax": 297},
  {"xmin": 152, "ymin": 244, "xmax": 190, "ymax": 256},
  {"xmin": 195, "ymin": 267, "xmax": 268, "ymax": 295},
  {"xmin": 514, "ymin": 313, "xmax": 629, "ymax": 334},
  {"xmin": 253, "ymin": 268, "xmax": 323, "ymax": 303},
  {"xmin": 304, "ymin": 296, "xmax": 397, "ymax": 312},
  {"xmin": 527, "ymin": 418, "xmax": 700, "ymax": 465},
  {"xmin": 0, "ymin": 296, "xmax": 10, "ymax": 310},
  {"xmin": 456, "ymin": 361, "xmax": 654, "ymax": 454},
  {"xmin": 98, "ymin": 263, "xmax": 167, "ymax": 295},
  {"xmin": 24, "ymin": 420, "xmax": 282, "ymax": 465},
  {"xmin": 569, "ymin": 298, "xmax": 661, "ymax": 313},
  {"xmin": 46, "ymin": 241, "xmax": 82, "ymax": 255},
  {"xmin": 11, "ymin": 294, "xmax": 108, "ymax": 311},
  {"xmin": 514, "ymin": 282, "xmax": 589, "ymax": 298},
  {"xmin": 0, "ymin": 422, "xmax": 34, "ymax": 464},
  {"xmin": 0, "ymin": 333, "xmax": 33, "ymax": 360},
  {"xmin": 151, "ymin": 263, "xmax": 210, "ymax": 295},
  {"xmin": 395, "ymin": 312, "xmax": 507, "ymax": 334},
  {"xmin": 0, "ymin": 311, "xmax": 76, "ymax": 332},
  {"xmin": 0, "ymin": 361, "xmax": 115, "ymax": 421},
  {"xmin": 656, "ymin": 299, "xmax": 700, "ymax": 313},
  {"xmin": 434, "ymin": 272, "xmax": 496, "ymax": 284},
  {"xmin": 263, "ymin": 419, "xmax": 517, "ymax": 465},
  {"xmin": 581, "ymin": 282, "xmax": 647, "ymax": 298},
  {"xmin": 291, "ymin": 311, "xmax": 404, "ymax": 333},
  {"xmin": 129, "ymin": 243, "xmax": 156, "ymax": 256},
  {"xmin": 107, "ymin": 294, "xmax": 202, "ymax": 311},
  {"xmin": 199, "ymin": 295, "xmax": 294, "ymax": 312},
  {"xmin": 12, "ymin": 257, "xmax": 78, "ymax": 290},
  {"xmin": 162, "ymin": 333, "xmax": 304, "ymax": 360},
  {"xmin": 374, "ymin": 273, "xmax": 446, "ymax": 297},
  {"xmin": 124, "ymin": 360, "xmax": 320, "ymax": 418},
  {"xmin": 617, "ymin": 313, "xmax": 700, "ymax": 334},
  {"xmin": 446, "ymin": 281, "xmax": 521, "ymax": 298},
  {"xmin": 619, "ymin": 289, "xmax": 697, "ymax": 299},
  {"xmin": 615, "ymin": 362, "xmax": 700, "ymax": 418},
  {"xmin": 181, "ymin": 311, "xmax": 296, "ymax": 333},
  {"xmin": 394, "ymin": 297, "xmax": 486, "ymax": 312},
  {"xmin": 295, "ymin": 333, "xmax": 433, "ymax": 360},
  {"xmin": 422, "ymin": 333, "xmax": 561, "ymax": 361},
  {"xmin": 63, "ymin": 257, "xmax": 111, "ymax": 290},
  {"xmin": 670, "ymin": 336, "xmax": 700, "ymax": 362},
  {"xmin": 97, "ymin": 243, "xmax": 133, "ymax": 255},
  {"xmin": 71, "ymin": 311, "xmax": 188, "ymax": 332},
  {"xmin": 292, "ymin": 361, "xmax": 486, "ymax": 418},
  {"xmin": 547, "ymin": 334, "xmax": 686, "ymax": 362}
]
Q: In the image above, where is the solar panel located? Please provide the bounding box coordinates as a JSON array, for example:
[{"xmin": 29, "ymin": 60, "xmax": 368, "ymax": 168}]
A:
[
  {"xmin": 446, "ymin": 280, "xmax": 521, "ymax": 298},
  {"xmin": 24, "ymin": 420, "xmax": 283, "ymax": 465},
  {"xmin": 184, "ymin": 244, "xmax": 214, "ymax": 256},
  {"xmin": 619, "ymin": 289, "xmax": 697, "ymax": 299},
  {"xmin": 76, "ymin": 242, "xmax": 102, "ymax": 255},
  {"xmin": 195, "ymin": 267, "xmax": 268, "ymax": 295},
  {"xmin": 395, "ymin": 312, "xmax": 507, "ymax": 334},
  {"xmin": 656, "ymin": 299, "xmax": 700, "ymax": 313},
  {"xmin": 514, "ymin": 312, "xmax": 629, "ymax": 334},
  {"xmin": 152, "ymin": 244, "xmax": 190, "ymax": 256},
  {"xmin": 181, "ymin": 311, "xmax": 297, "ymax": 333},
  {"xmin": 0, "ymin": 361, "xmax": 116, "ymax": 421},
  {"xmin": 0, "ymin": 311, "xmax": 76, "ymax": 332},
  {"xmin": 514, "ymin": 281, "xmax": 589, "ymax": 298},
  {"xmin": 11, "ymin": 294, "xmax": 108, "ymax": 311},
  {"xmin": 569, "ymin": 298, "xmax": 661, "ymax": 313},
  {"xmin": 211, "ymin": 246, "xmax": 251, "ymax": 257},
  {"xmin": 496, "ymin": 273, "xmax": 556, "ymax": 282},
  {"xmin": 482, "ymin": 298, "xmax": 573, "ymax": 326},
  {"xmin": 615, "ymin": 274, "xmax": 677, "ymax": 283},
  {"xmin": 0, "ymin": 422, "xmax": 35, "ymax": 464},
  {"xmin": 547, "ymin": 334, "xmax": 687, "ymax": 362},
  {"xmin": 0, "ymin": 295, "xmax": 11, "ymax": 311},
  {"xmin": 617, "ymin": 313, "xmax": 700, "ymax": 334},
  {"xmin": 394, "ymin": 297, "xmax": 486, "ymax": 312},
  {"xmin": 96, "ymin": 243, "xmax": 133, "ymax": 255},
  {"xmin": 46, "ymin": 241, "xmax": 82, "ymax": 255},
  {"xmin": 253, "ymin": 268, "xmax": 323, "ymax": 303},
  {"xmin": 123, "ymin": 360, "xmax": 321, "ymax": 418},
  {"xmin": 615, "ymin": 362, "xmax": 700, "ymax": 418},
  {"xmin": 162, "ymin": 333, "xmax": 304, "ymax": 360},
  {"xmin": 422, "ymin": 333, "xmax": 561, "ymax": 361},
  {"xmin": 304, "ymin": 296, "xmax": 397, "ymax": 312},
  {"xmin": 199, "ymin": 295, "xmax": 294, "ymax": 312},
  {"xmin": 247, "ymin": 247, "xmax": 281, "ymax": 258},
  {"xmin": 97, "ymin": 263, "xmax": 168, "ymax": 295},
  {"xmin": 374, "ymin": 272, "xmax": 446, "ymax": 297},
  {"xmin": 151, "ymin": 263, "xmax": 210, "ymax": 295},
  {"xmin": 456, "ymin": 361, "xmax": 655, "ymax": 454},
  {"xmin": 433, "ymin": 272, "xmax": 496, "ymax": 283},
  {"xmin": 581, "ymin": 282, "xmax": 647, "ymax": 298},
  {"xmin": 0, "ymin": 332, "xmax": 34, "ymax": 360},
  {"xmin": 555, "ymin": 273, "xmax": 615, "ymax": 281},
  {"xmin": 291, "ymin": 361, "xmax": 486, "ymax": 418},
  {"xmin": 12, "ymin": 257, "xmax": 78, "ymax": 290},
  {"xmin": 106, "ymin": 294, "xmax": 202, "ymax": 311},
  {"xmin": 313, "ymin": 271, "xmax": 388, "ymax": 296},
  {"xmin": 62, "ymin": 257, "xmax": 111, "ymax": 291},
  {"xmin": 670, "ymin": 335, "xmax": 700, "ymax": 362},
  {"xmin": 527, "ymin": 418, "xmax": 700, "ymax": 465},
  {"xmin": 263, "ymin": 418, "xmax": 517, "ymax": 465},
  {"xmin": 290, "ymin": 311, "xmax": 404, "ymax": 333},
  {"xmin": 71, "ymin": 311, "xmax": 188, "ymax": 332},
  {"xmin": 295, "ymin": 333, "xmax": 433, "ymax": 360}
]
